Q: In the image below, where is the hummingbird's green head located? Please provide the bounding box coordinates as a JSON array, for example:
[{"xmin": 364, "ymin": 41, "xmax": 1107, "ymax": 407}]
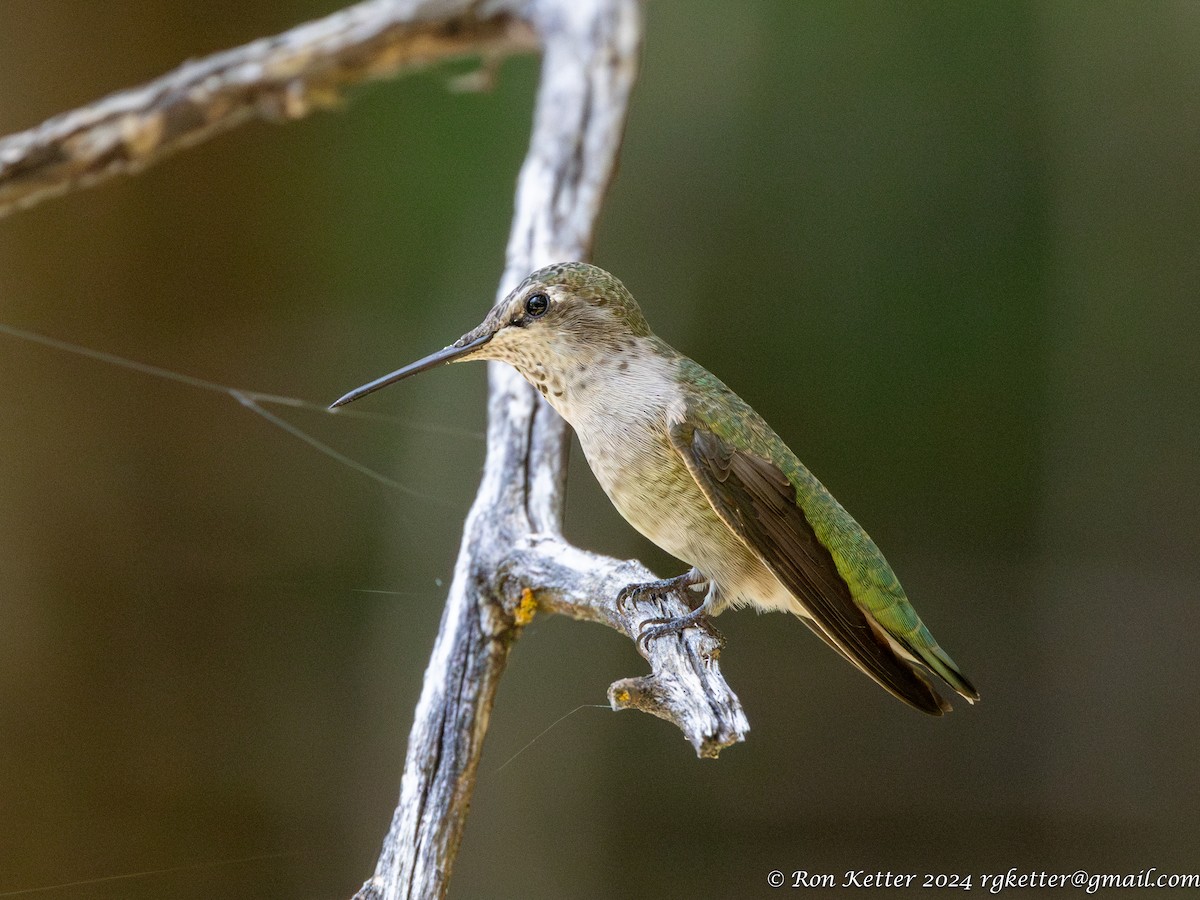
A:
[
  {"xmin": 462, "ymin": 261, "xmax": 653, "ymax": 363},
  {"xmin": 330, "ymin": 262, "xmax": 653, "ymax": 408}
]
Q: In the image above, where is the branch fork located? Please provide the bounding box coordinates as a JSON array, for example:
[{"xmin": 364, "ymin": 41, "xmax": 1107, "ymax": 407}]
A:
[
  {"xmin": 503, "ymin": 533, "xmax": 748, "ymax": 758},
  {"xmin": 0, "ymin": 1, "xmax": 750, "ymax": 897}
]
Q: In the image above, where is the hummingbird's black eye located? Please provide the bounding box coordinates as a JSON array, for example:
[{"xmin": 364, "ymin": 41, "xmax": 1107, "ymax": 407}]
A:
[{"xmin": 525, "ymin": 293, "xmax": 550, "ymax": 318}]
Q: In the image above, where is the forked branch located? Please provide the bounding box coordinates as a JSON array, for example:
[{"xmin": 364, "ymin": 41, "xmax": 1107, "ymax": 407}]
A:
[{"xmin": 0, "ymin": 2, "xmax": 749, "ymax": 898}]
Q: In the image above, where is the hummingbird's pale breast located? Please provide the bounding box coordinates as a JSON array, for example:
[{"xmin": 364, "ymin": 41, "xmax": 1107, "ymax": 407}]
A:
[{"xmin": 519, "ymin": 335, "xmax": 793, "ymax": 615}]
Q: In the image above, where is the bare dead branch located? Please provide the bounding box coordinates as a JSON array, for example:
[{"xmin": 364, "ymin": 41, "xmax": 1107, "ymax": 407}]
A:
[
  {"xmin": 0, "ymin": 2, "xmax": 750, "ymax": 897},
  {"xmin": 354, "ymin": 2, "xmax": 746, "ymax": 897},
  {"xmin": 0, "ymin": 0, "xmax": 536, "ymax": 218},
  {"xmin": 509, "ymin": 536, "xmax": 750, "ymax": 756}
]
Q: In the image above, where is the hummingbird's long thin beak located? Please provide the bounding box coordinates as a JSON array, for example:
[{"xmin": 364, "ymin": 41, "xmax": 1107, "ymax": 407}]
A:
[{"xmin": 328, "ymin": 332, "xmax": 492, "ymax": 409}]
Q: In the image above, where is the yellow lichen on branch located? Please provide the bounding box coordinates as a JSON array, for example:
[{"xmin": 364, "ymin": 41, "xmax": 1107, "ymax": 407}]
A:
[{"xmin": 514, "ymin": 588, "xmax": 538, "ymax": 627}]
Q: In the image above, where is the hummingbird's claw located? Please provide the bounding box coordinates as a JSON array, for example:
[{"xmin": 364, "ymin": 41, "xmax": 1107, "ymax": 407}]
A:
[
  {"xmin": 635, "ymin": 607, "xmax": 724, "ymax": 653},
  {"xmin": 615, "ymin": 568, "xmax": 706, "ymax": 614}
]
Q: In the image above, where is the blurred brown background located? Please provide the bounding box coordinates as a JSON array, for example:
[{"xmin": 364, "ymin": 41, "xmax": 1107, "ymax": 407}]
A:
[{"xmin": 1, "ymin": 1, "xmax": 1197, "ymax": 897}]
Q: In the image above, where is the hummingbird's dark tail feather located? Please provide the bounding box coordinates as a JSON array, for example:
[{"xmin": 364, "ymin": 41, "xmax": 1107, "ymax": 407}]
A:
[
  {"xmin": 897, "ymin": 636, "xmax": 980, "ymax": 704},
  {"xmin": 801, "ymin": 613, "xmax": 953, "ymax": 715}
]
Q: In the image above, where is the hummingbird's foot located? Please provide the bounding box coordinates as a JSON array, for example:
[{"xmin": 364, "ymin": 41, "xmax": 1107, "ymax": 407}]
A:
[
  {"xmin": 616, "ymin": 568, "xmax": 706, "ymax": 614},
  {"xmin": 636, "ymin": 606, "xmax": 725, "ymax": 652}
]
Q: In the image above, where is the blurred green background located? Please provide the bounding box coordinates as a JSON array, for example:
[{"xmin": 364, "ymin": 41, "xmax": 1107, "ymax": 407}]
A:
[{"xmin": 1, "ymin": 1, "xmax": 1198, "ymax": 897}]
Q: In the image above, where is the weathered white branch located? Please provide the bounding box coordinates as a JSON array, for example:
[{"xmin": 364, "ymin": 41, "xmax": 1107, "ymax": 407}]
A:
[
  {"xmin": 508, "ymin": 536, "xmax": 749, "ymax": 755},
  {"xmin": 0, "ymin": 0, "xmax": 536, "ymax": 218},
  {"xmin": 355, "ymin": 3, "xmax": 747, "ymax": 898},
  {"xmin": 0, "ymin": 2, "xmax": 750, "ymax": 897}
]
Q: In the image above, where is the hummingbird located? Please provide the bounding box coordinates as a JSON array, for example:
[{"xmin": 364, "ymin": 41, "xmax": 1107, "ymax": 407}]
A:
[{"xmin": 331, "ymin": 263, "xmax": 978, "ymax": 714}]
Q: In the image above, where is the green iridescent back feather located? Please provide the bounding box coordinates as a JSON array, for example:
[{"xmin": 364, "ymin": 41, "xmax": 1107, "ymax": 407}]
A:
[{"xmin": 673, "ymin": 354, "xmax": 977, "ymax": 701}]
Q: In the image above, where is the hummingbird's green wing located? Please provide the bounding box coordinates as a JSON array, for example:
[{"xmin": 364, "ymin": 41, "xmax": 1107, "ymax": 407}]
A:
[{"xmin": 669, "ymin": 420, "xmax": 964, "ymax": 715}]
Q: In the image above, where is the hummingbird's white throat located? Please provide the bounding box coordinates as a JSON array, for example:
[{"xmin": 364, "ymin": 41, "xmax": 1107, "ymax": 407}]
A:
[{"xmin": 480, "ymin": 327, "xmax": 681, "ymax": 430}]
